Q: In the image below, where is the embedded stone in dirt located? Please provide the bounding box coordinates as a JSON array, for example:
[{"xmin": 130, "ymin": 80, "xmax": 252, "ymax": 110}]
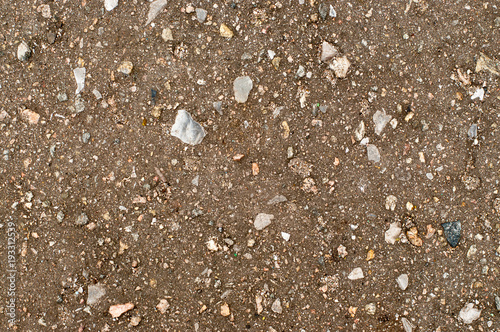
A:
[
  {"xmin": 396, "ymin": 274, "xmax": 408, "ymax": 290},
  {"xmin": 87, "ymin": 284, "xmax": 106, "ymax": 305},
  {"xmin": 109, "ymin": 303, "xmax": 134, "ymax": 318},
  {"xmin": 170, "ymin": 109, "xmax": 206, "ymax": 145},
  {"xmin": 385, "ymin": 222, "xmax": 402, "ymax": 244},
  {"xmin": 366, "ymin": 144, "xmax": 380, "ymax": 162},
  {"xmin": 348, "ymin": 267, "xmax": 364, "ymax": 280},
  {"xmin": 441, "ymin": 220, "xmax": 461, "ymax": 248},
  {"xmin": 233, "ymin": 76, "xmax": 253, "ymax": 103},
  {"xmin": 104, "ymin": 0, "xmax": 118, "ymax": 11},
  {"xmin": 73, "ymin": 67, "xmax": 86, "ymax": 94},
  {"xmin": 320, "ymin": 41, "xmax": 338, "ymax": 62},
  {"xmin": 329, "ymin": 56, "xmax": 351, "ymax": 78},
  {"xmin": 459, "ymin": 303, "xmax": 481, "ymax": 324},
  {"xmin": 373, "ymin": 109, "xmax": 392, "ymax": 135},
  {"xmin": 254, "ymin": 213, "xmax": 274, "ymax": 230},
  {"xmin": 17, "ymin": 41, "xmax": 31, "ymax": 61}
]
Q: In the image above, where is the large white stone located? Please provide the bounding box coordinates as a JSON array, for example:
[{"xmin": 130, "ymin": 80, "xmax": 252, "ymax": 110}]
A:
[
  {"xmin": 170, "ymin": 109, "xmax": 206, "ymax": 145},
  {"xmin": 459, "ymin": 303, "xmax": 481, "ymax": 324},
  {"xmin": 254, "ymin": 213, "xmax": 274, "ymax": 230},
  {"xmin": 104, "ymin": 0, "xmax": 118, "ymax": 11},
  {"xmin": 233, "ymin": 76, "xmax": 253, "ymax": 103}
]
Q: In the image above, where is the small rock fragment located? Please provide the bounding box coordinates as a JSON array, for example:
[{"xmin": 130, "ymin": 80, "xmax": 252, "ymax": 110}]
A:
[
  {"xmin": 38, "ymin": 4, "xmax": 51, "ymax": 18},
  {"xmin": 459, "ymin": 303, "xmax": 481, "ymax": 324},
  {"xmin": 354, "ymin": 121, "xmax": 365, "ymax": 141},
  {"xmin": 365, "ymin": 303, "xmax": 376, "ymax": 315},
  {"xmin": 348, "ymin": 267, "xmax": 364, "ymax": 280},
  {"xmin": 73, "ymin": 67, "xmax": 86, "ymax": 94},
  {"xmin": 206, "ymin": 239, "xmax": 219, "ymax": 251},
  {"xmin": 109, "ymin": 303, "xmax": 134, "ymax": 318},
  {"xmin": 74, "ymin": 94, "xmax": 85, "ymax": 113},
  {"xmin": 267, "ymin": 195, "xmax": 287, "ymax": 205},
  {"xmin": 301, "ymin": 177, "xmax": 318, "ymax": 194},
  {"xmin": 271, "ymin": 299, "xmax": 282, "ymax": 314},
  {"xmin": 255, "ymin": 295, "xmax": 263, "ymax": 314},
  {"xmin": 213, "ymin": 101, "xmax": 223, "ymax": 114},
  {"xmin": 129, "ymin": 316, "xmax": 141, "ymax": 326},
  {"xmin": 406, "ymin": 227, "xmax": 422, "ymax": 247},
  {"xmin": 318, "ymin": 3, "xmax": 328, "ymax": 20},
  {"xmin": 461, "ymin": 174, "xmax": 480, "ymax": 190},
  {"xmin": 471, "ymin": 87, "xmax": 484, "ymax": 101},
  {"xmin": 401, "ymin": 317, "xmax": 415, "ymax": 332},
  {"xmin": 87, "ymin": 284, "xmax": 106, "ymax": 305},
  {"xmin": 329, "ymin": 5, "xmax": 337, "ymax": 17},
  {"xmin": 56, "ymin": 211, "xmax": 65, "ymax": 223},
  {"xmin": 17, "ymin": 41, "xmax": 31, "ymax": 61},
  {"xmin": 57, "ymin": 92, "xmax": 68, "ymax": 102},
  {"xmin": 117, "ymin": 61, "xmax": 133, "ymax": 75},
  {"xmin": 146, "ymin": 0, "xmax": 168, "ymax": 25},
  {"xmin": 220, "ymin": 303, "xmax": 230, "ymax": 316},
  {"xmin": 281, "ymin": 232, "xmax": 290, "ymax": 241},
  {"xmin": 397, "ymin": 274, "xmax": 409, "ymax": 290},
  {"xmin": 495, "ymin": 295, "xmax": 500, "ymax": 312},
  {"xmin": 385, "ymin": 195, "xmax": 397, "ymax": 211},
  {"xmin": 233, "ymin": 76, "xmax": 253, "ymax": 103},
  {"xmin": 337, "ymin": 245, "xmax": 348, "ymax": 258},
  {"xmin": 366, "ymin": 144, "xmax": 380, "ymax": 163},
  {"xmin": 385, "ymin": 222, "xmax": 402, "ymax": 244},
  {"xmin": 220, "ymin": 24, "xmax": 234, "ymax": 38},
  {"xmin": 373, "ymin": 110, "xmax": 392, "ymax": 135},
  {"xmin": 170, "ymin": 109, "xmax": 206, "ymax": 145},
  {"xmin": 156, "ymin": 299, "xmax": 170, "ymax": 314},
  {"xmin": 329, "ymin": 56, "xmax": 350, "ymax": 78},
  {"xmin": 161, "ymin": 28, "xmax": 173, "ymax": 41},
  {"xmin": 366, "ymin": 249, "xmax": 375, "ymax": 261},
  {"xmin": 475, "ymin": 52, "xmax": 500, "ymax": 76},
  {"xmin": 21, "ymin": 109, "xmax": 40, "ymax": 125},
  {"xmin": 467, "ymin": 124, "xmax": 478, "ymax": 139},
  {"xmin": 104, "ymin": 0, "xmax": 118, "ymax": 11},
  {"xmin": 441, "ymin": 220, "xmax": 461, "ymax": 248},
  {"xmin": 493, "ymin": 198, "xmax": 500, "ymax": 214},
  {"xmin": 252, "ymin": 162, "xmax": 259, "ymax": 175},
  {"xmin": 254, "ymin": 213, "xmax": 274, "ymax": 230},
  {"xmin": 467, "ymin": 245, "xmax": 477, "ymax": 259},
  {"xmin": 195, "ymin": 8, "xmax": 207, "ymax": 23},
  {"xmin": 76, "ymin": 213, "xmax": 89, "ymax": 226},
  {"xmin": 320, "ymin": 41, "xmax": 338, "ymax": 62},
  {"xmin": 92, "ymin": 89, "xmax": 102, "ymax": 100}
]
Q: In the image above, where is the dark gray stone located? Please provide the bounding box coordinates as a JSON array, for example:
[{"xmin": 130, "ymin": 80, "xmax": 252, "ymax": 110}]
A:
[{"xmin": 441, "ymin": 220, "xmax": 461, "ymax": 247}]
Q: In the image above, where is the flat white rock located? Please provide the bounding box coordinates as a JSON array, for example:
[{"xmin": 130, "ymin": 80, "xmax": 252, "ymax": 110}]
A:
[
  {"xmin": 373, "ymin": 110, "xmax": 392, "ymax": 135},
  {"xmin": 73, "ymin": 67, "xmax": 86, "ymax": 94},
  {"xmin": 281, "ymin": 232, "xmax": 290, "ymax": 241},
  {"xmin": 459, "ymin": 303, "xmax": 481, "ymax": 324},
  {"xmin": 366, "ymin": 144, "xmax": 380, "ymax": 162},
  {"xmin": 401, "ymin": 317, "xmax": 415, "ymax": 332},
  {"xmin": 348, "ymin": 267, "xmax": 364, "ymax": 280},
  {"xmin": 170, "ymin": 109, "xmax": 206, "ymax": 145},
  {"xmin": 254, "ymin": 213, "xmax": 274, "ymax": 230},
  {"xmin": 385, "ymin": 195, "xmax": 397, "ymax": 211},
  {"xmin": 233, "ymin": 76, "xmax": 253, "ymax": 103},
  {"xmin": 385, "ymin": 222, "xmax": 402, "ymax": 244},
  {"xmin": 354, "ymin": 121, "xmax": 365, "ymax": 141},
  {"xmin": 396, "ymin": 274, "xmax": 408, "ymax": 290},
  {"xmin": 321, "ymin": 41, "xmax": 338, "ymax": 62},
  {"xmin": 17, "ymin": 41, "xmax": 31, "ymax": 61},
  {"xmin": 471, "ymin": 87, "xmax": 484, "ymax": 101},
  {"xmin": 87, "ymin": 284, "xmax": 106, "ymax": 305},
  {"xmin": 104, "ymin": 0, "xmax": 118, "ymax": 11},
  {"xmin": 146, "ymin": 0, "xmax": 168, "ymax": 25}
]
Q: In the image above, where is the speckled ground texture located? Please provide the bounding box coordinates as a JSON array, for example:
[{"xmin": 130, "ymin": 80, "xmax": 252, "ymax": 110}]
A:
[{"xmin": 0, "ymin": 0, "xmax": 499, "ymax": 331}]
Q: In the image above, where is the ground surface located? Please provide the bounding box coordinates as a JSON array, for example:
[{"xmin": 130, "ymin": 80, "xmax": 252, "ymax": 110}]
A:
[{"xmin": 0, "ymin": 0, "xmax": 499, "ymax": 331}]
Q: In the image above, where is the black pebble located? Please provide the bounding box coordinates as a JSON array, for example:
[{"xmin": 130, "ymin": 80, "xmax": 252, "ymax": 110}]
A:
[{"xmin": 441, "ymin": 220, "xmax": 461, "ymax": 248}]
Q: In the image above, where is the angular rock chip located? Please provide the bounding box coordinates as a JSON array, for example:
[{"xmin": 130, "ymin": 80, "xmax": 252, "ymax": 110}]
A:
[
  {"xmin": 104, "ymin": 0, "xmax": 118, "ymax": 11},
  {"xmin": 73, "ymin": 67, "xmax": 86, "ymax": 94},
  {"xmin": 329, "ymin": 56, "xmax": 351, "ymax": 78},
  {"xmin": 459, "ymin": 303, "xmax": 481, "ymax": 324},
  {"xmin": 254, "ymin": 213, "xmax": 274, "ymax": 230},
  {"xmin": 233, "ymin": 76, "xmax": 253, "ymax": 103},
  {"xmin": 475, "ymin": 52, "xmax": 500, "ymax": 76},
  {"xmin": 320, "ymin": 41, "xmax": 338, "ymax": 62},
  {"xmin": 396, "ymin": 274, "xmax": 408, "ymax": 290},
  {"xmin": 348, "ymin": 267, "xmax": 364, "ymax": 280},
  {"xmin": 109, "ymin": 303, "xmax": 134, "ymax": 318},
  {"xmin": 17, "ymin": 41, "xmax": 31, "ymax": 61},
  {"xmin": 146, "ymin": 0, "xmax": 168, "ymax": 25},
  {"xmin": 441, "ymin": 220, "xmax": 461, "ymax": 248},
  {"xmin": 87, "ymin": 284, "xmax": 106, "ymax": 305},
  {"xmin": 170, "ymin": 109, "xmax": 206, "ymax": 145},
  {"xmin": 373, "ymin": 110, "xmax": 392, "ymax": 135},
  {"xmin": 385, "ymin": 222, "xmax": 401, "ymax": 244},
  {"xmin": 366, "ymin": 144, "xmax": 380, "ymax": 162}
]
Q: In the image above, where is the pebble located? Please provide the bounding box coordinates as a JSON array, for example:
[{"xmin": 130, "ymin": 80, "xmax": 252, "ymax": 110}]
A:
[
  {"xmin": 459, "ymin": 303, "xmax": 481, "ymax": 324},
  {"xmin": 320, "ymin": 41, "xmax": 338, "ymax": 62},
  {"xmin": 74, "ymin": 94, "xmax": 85, "ymax": 113},
  {"xmin": 17, "ymin": 41, "xmax": 31, "ymax": 61},
  {"xmin": 109, "ymin": 303, "xmax": 134, "ymax": 318},
  {"xmin": 271, "ymin": 299, "xmax": 282, "ymax": 313},
  {"xmin": 213, "ymin": 101, "xmax": 223, "ymax": 114},
  {"xmin": 366, "ymin": 144, "xmax": 380, "ymax": 163},
  {"xmin": 296, "ymin": 65, "xmax": 306, "ymax": 78},
  {"xmin": 467, "ymin": 124, "xmax": 477, "ymax": 138},
  {"xmin": 441, "ymin": 220, "xmax": 461, "ymax": 247},
  {"xmin": 104, "ymin": 0, "xmax": 118, "ymax": 11},
  {"xmin": 87, "ymin": 284, "xmax": 106, "ymax": 305},
  {"xmin": 73, "ymin": 67, "xmax": 86, "ymax": 94},
  {"xmin": 170, "ymin": 109, "xmax": 206, "ymax": 145},
  {"xmin": 329, "ymin": 5, "xmax": 337, "ymax": 17},
  {"xmin": 471, "ymin": 87, "xmax": 484, "ymax": 101},
  {"xmin": 495, "ymin": 295, "xmax": 500, "ymax": 312},
  {"xmin": 254, "ymin": 213, "xmax": 274, "ymax": 230},
  {"xmin": 57, "ymin": 92, "xmax": 68, "ymax": 102},
  {"xmin": 129, "ymin": 316, "xmax": 141, "ymax": 326},
  {"xmin": 146, "ymin": 0, "xmax": 168, "ymax": 25},
  {"xmin": 92, "ymin": 89, "xmax": 102, "ymax": 100},
  {"xmin": 318, "ymin": 3, "xmax": 329, "ymax": 20},
  {"xmin": 267, "ymin": 195, "xmax": 287, "ymax": 205},
  {"xmin": 348, "ymin": 267, "xmax": 364, "ymax": 280},
  {"xmin": 220, "ymin": 303, "xmax": 230, "ymax": 316},
  {"xmin": 76, "ymin": 213, "xmax": 89, "ymax": 226},
  {"xmin": 56, "ymin": 211, "xmax": 65, "ymax": 223},
  {"xmin": 373, "ymin": 110, "xmax": 392, "ymax": 135},
  {"xmin": 385, "ymin": 222, "xmax": 402, "ymax": 244},
  {"xmin": 233, "ymin": 76, "xmax": 253, "ymax": 103},
  {"xmin": 117, "ymin": 61, "xmax": 133, "ymax": 75},
  {"xmin": 82, "ymin": 132, "xmax": 91, "ymax": 143},
  {"xmin": 365, "ymin": 303, "xmax": 376, "ymax": 315},
  {"xmin": 220, "ymin": 24, "xmax": 234, "ymax": 38},
  {"xmin": 401, "ymin": 318, "xmax": 415, "ymax": 332},
  {"xmin": 281, "ymin": 232, "xmax": 290, "ymax": 241},
  {"xmin": 21, "ymin": 109, "xmax": 40, "ymax": 125},
  {"xmin": 354, "ymin": 121, "xmax": 365, "ymax": 141},
  {"xmin": 47, "ymin": 32, "xmax": 56, "ymax": 44},
  {"xmin": 156, "ymin": 299, "xmax": 170, "ymax": 314},
  {"xmin": 396, "ymin": 274, "xmax": 408, "ymax": 290},
  {"xmin": 385, "ymin": 195, "xmax": 397, "ymax": 211},
  {"xmin": 329, "ymin": 56, "xmax": 351, "ymax": 78},
  {"xmin": 287, "ymin": 146, "xmax": 294, "ymax": 159},
  {"xmin": 195, "ymin": 8, "xmax": 207, "ymax": 23},
  {"xmin": 162, "ymin": 28, "xmax": 173, "ymax": 41}
]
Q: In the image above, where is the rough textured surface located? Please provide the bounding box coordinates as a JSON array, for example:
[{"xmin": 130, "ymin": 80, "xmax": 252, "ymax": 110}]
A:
[{"xmin": 0, "ymin": 0, "xmax": 499, "ymax": 331}]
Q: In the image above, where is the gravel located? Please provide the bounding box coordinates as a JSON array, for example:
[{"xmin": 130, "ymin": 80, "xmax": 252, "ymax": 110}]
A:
[{"xmin": 233, "ymin": 76, "xmax": 253, "ymax": 103}]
